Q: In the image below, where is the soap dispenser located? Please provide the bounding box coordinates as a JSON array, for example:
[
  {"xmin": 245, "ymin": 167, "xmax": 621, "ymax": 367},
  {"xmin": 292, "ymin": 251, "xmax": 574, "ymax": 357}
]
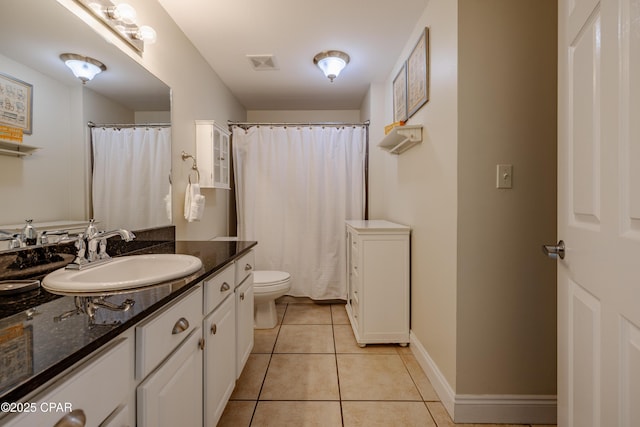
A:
[{"xmin": 22, "ymin": 219, "xmax": 37, "ymax": 246}]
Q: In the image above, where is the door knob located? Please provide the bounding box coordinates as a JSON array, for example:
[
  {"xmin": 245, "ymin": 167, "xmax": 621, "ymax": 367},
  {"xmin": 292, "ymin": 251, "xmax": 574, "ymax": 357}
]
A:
[{"xmin": 542, "ymin": 240, "xmax": 565, "ymax": 259}]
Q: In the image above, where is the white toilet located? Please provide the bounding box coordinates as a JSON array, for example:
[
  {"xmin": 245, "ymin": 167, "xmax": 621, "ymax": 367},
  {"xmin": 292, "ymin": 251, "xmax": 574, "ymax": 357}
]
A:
[{"xmin": 253, "ymin": 270, "xmax": 291, "ymax": 329}]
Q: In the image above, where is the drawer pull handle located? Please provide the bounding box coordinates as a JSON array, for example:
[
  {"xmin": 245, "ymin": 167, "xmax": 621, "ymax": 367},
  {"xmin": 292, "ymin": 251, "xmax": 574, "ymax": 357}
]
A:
[
  {"xmin": 245, "ymin": 263, "xmax": 253, "ymax": 271},
  {"xmin": 54, "ymin": 409, "xmax": 86, "ymax": 427},
  {"xmin": 220, "ymin": 282, "xmax": 230, "ymax": 292},
  {"xmin": 240, "ymin": 292, "xmax": 245, "ymax": 301},
  {"xmin": 172, "ymin": 317, "xmax": 189, "ymax": 334},
  {"xmin": 211, "ymin": 323, "xmax": 217, "ymax": 335}
]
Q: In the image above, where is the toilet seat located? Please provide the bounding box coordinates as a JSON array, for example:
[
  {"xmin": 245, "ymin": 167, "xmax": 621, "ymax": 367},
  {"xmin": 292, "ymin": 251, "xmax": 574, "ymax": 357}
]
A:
[{"xmin": 253, "ymin": 271, "xmax": 291, "ymax": 289}]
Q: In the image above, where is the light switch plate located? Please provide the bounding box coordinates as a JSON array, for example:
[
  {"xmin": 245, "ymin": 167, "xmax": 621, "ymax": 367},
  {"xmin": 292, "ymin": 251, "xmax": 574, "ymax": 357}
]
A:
[{"xmin": 496, "ymin": 164, "xmax": 513, "ymax": 189}]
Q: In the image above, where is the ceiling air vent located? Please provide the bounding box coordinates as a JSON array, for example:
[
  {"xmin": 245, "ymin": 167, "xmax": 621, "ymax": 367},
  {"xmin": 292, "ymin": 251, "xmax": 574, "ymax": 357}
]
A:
[{"xmin": 246, "ymin": 54, "xmax": 279, "ymax": 71}]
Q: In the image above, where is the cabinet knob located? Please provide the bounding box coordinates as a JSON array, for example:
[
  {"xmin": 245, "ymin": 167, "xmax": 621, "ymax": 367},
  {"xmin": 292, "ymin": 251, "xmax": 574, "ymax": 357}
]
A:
[
  {"xmin": 198, "ymin": 338, "xmax": 206, "ymax": 350},
  {"xmin": 220, "ymin": 282, "xmax": 230, "ymax": 292},
  {"xmin": 172, "ymin": 317, "xmax": 190, "ymax": 334},
  {"xmin": 240, "ymin": 292, "xmax": 245, "ymax": 301},
  {"xmin": 244, "ymin": 263, "xmax": 253, "ymax": 271},
  {"xmin": 53, "ymin": 409, "xmax": 86, "ymax": 427},
  {"xmin": 211, "ymin": 323, "xmax": 217, "ymax": 335}
]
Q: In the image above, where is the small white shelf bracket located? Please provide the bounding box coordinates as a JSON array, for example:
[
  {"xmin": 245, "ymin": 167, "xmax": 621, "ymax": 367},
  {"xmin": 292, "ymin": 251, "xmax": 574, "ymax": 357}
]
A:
[{"xmin": 377, "ymin": 125, "xmax": 423, "ymax": 154}]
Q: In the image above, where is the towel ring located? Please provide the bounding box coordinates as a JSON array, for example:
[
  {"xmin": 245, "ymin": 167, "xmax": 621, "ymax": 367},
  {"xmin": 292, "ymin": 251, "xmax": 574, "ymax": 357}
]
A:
[
  {"xmin": 181, "ymin": 151, "xmax": 200, "ymax": 184},
  {"xmin": 188, "ymin": 168, "xmax": 200, "ymax": 184}
]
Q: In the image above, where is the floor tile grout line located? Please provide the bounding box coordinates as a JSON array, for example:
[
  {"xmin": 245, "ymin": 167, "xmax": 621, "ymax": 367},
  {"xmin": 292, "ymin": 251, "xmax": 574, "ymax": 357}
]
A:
[
  {"xmin": 248, "ymin": 302, "xmax": 288, "ymax": 426},
  {"xmin": 330, "ymin": 305, "xmax": 346, "ymax": 426}
]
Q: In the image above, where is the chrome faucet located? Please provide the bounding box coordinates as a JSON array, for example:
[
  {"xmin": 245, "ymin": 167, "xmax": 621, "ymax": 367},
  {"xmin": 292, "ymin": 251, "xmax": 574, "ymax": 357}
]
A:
[
  {"xmin": 65, "ymin": 220, "xmax": 135, "ymax": 270},
  {"xmin": 0, "ymin": 230, "xmax": 21, "ymax": 249},
  {"xmin": 38, "ymin": 229, "xmax": 69, "ymax": 245},
  {"xmin": 86, "ymin": 229, "xmax": 136, "ymax": 262}
]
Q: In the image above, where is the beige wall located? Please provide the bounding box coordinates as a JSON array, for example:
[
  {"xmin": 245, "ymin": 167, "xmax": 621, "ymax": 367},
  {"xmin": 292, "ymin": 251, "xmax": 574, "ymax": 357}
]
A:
[
  {"xmin": 247, "ymin": 110, "xmax": 361, "ymax": 123},
  {"xmin": 366, "ymin": 0, "xmax": 557, "ymax": 407},
  {"xmin": 456, "ymin": 0, "xmax": 557, "ymax": 394},
  {"xmin": 0, "ymin": 54, "xmax": 78, "ymax": 226},
  {"xmin": 369, "ymin": 0, "xmax": 460, "ymax": 389}
]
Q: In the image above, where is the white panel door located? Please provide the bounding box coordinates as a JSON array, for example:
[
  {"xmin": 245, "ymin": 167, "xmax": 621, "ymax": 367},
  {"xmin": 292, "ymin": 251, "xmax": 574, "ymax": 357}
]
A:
[{"xmin": 558, "ymin": 0, "xmax": 640, "ymax": 426}]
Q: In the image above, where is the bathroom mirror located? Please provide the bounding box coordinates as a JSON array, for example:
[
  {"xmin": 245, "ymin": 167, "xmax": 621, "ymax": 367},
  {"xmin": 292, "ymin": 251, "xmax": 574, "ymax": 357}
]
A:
[{"xmin": 0, "ymin": 0, "xmax": 172, "ymax": 250}]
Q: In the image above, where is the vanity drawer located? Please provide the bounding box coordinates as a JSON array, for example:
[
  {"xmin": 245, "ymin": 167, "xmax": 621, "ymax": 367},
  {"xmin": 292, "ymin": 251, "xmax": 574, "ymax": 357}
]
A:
[
  {"xmin": 136, "ymin": 285, "xmax": 202, "ymax": 380},
  {"xmin": 235, "ymin": 250, "xmax": 255, "ymax": 285},
  {"xmin": 203, "ymin": 263, "xmax": 235, "ymax": 315}
]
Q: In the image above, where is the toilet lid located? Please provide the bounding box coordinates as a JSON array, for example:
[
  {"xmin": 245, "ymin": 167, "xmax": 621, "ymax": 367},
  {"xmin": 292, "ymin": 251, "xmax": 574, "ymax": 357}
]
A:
[{"xmin": 253, "ymin": 270, "xmax": 290, "ymax": 286}]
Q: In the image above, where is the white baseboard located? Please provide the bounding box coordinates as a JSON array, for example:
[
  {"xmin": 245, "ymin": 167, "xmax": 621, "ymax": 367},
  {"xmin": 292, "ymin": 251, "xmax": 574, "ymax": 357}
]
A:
[{"xmin": 409, "ymin": 331, "xmax": 557, "ymax": 425}]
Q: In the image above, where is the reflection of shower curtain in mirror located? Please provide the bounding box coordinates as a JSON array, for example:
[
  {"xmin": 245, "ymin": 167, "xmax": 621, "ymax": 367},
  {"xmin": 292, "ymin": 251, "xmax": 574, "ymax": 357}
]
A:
[
  {"xmin": 91, "ymin": 127, "xmax": 171, "ymax": 231},
  {"xmin": 232, "ymin": 125, "xmax": 366, "ymax": 300}
]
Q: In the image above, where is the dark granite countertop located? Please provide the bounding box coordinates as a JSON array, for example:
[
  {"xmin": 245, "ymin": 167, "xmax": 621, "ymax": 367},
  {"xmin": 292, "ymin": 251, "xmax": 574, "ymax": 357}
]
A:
[{"xmin": 0, "ymin": 240, "xmax": 257, "ymax": 404}]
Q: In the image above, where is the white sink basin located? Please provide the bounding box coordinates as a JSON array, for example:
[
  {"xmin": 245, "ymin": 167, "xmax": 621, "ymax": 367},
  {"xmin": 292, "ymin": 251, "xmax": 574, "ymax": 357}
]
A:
[{"xmin": 43, "ymin": 254, "xmax": 203, "ymax": 294}]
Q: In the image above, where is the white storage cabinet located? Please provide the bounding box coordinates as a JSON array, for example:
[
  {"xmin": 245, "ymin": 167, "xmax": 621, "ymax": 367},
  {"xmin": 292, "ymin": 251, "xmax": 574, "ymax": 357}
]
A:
[
  {"xmin": 345, "ymin": 220, "xmax": 410, "ymax": 346},
  {"xmin": 195, "ymin": 120, "xmax": 230, "ymax": 189}
]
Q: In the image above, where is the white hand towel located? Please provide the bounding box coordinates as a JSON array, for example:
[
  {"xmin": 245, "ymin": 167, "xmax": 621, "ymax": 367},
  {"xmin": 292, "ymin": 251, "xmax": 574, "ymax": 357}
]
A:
[
  {"xmin": 184, "ymin": 183, "xmax": 192, "ymax": 220},
  {"xmin": 185, "ymin": 182, "xmax": 206, "ymax": 222},
  {"xmin": 165, "ymin": 184, "xmax": 172, "ymax": 222}
]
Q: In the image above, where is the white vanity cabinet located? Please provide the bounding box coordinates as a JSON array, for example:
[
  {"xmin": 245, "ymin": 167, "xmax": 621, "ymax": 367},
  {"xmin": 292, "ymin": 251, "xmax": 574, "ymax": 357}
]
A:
[
  {"xmin": 3, "ymin": 337, "xmax": 133, "ymax": 427},
  {"xmin": 136, "ymin": 286, "xmax": 204, "ymax": 427},
  {"xmin": 203, "ymin": 294, "xmax": 236, "ymax": 426},
  {"xmin": 345, "ymin": 220, "xmax": 410, "ymax": 346},
  {"xmin": 1, "ymin": 247, "xmax": 258, "ymax": 427},
  {"xmin": 195, "ymin": 120, "xmax": 230, "ymax": 189},
  {"xmin": 136, "ymin": 328, "xmax": 203, "ymax": 427},
  {"xmin": 234, "ymin": 250, "xmax": 254, "ymax": 378},
  {"xmin": 202, "ymin": 262, "xmax": 237, "ymax": 426}
]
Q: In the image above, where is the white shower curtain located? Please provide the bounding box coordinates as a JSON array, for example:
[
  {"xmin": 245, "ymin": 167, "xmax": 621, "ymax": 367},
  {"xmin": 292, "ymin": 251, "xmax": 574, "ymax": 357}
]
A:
[
  {"xmin": 232, "ymin": 125, "xmax": 366, "ymax": 300},
  {"xmin": 91, "ymin": 127, "xmax": 171, "ymax": 231}
]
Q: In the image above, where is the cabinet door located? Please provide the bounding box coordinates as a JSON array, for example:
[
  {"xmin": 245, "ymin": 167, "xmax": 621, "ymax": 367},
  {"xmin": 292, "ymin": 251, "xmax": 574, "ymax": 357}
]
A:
[
  {"xmin": 203, "ymin": 295, "xmax": 236, "ymax": 426},
  {"xmin": 137, "ymin": 328, "xmax": 203, "ymax": 427},
  {"xmin": 213, "ymin": 127, "xmax": 230, "ymax": 189},
  {"xmin": 235, "ymin": 276, "xmax": 254, "ymax": 378}
]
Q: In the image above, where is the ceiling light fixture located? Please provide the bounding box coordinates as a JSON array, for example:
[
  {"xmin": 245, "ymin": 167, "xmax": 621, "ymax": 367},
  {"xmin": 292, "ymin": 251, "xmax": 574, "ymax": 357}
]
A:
[
  {"xmin": 60, "ymin": 53, "xmax": 107, "ymax": 84},
  {"xmin": 75, "ymin": 0, "xmax": 157, "ymax": 52},
  {"xmin": 313, "ymin": 50, "xmax": 350, "ymax": 82}
]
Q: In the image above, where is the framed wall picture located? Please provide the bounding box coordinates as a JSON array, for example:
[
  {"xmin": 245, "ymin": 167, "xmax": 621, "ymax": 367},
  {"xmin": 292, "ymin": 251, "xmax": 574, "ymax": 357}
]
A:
[
  {"xmin": 407, "ymin": 27, "xmax": 429, "ymax": 118},
  {"xmin": 0, "ymin": 72, "xmax": 33, "ymax": 134},
  {"xmin": 392, "ymin": 62, "xmax": 408, "ymax": 123}
]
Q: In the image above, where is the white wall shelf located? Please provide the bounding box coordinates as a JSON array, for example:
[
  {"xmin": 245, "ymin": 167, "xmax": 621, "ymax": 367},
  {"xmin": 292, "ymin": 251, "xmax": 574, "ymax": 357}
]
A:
[
  {"xmin": 377, "ymin": 125, "xmax": 423, "ymax": 154},
  {"xmin": 0, "ymin": 140, "xmax": 40, "ymax": 157}
]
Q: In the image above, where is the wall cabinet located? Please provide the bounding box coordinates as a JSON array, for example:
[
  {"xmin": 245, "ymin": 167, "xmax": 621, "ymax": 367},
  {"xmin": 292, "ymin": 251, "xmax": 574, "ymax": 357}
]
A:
[
  {"xmin": 195, "ymin": 120, "xmax": 230, "ymax": 189},
  {"xmin": 345, "ymin": 220, "xmax": 410, "ymax": 346}
]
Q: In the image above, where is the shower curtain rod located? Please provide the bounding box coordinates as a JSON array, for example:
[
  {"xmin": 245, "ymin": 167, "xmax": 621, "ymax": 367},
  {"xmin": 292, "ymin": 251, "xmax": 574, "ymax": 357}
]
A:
[
  {"xmin": 87, "ymin": 121, "xmax": 171, "ymax": 128},
  {"xmin": 228, "ymin": 120, "xmax": 369, "ymax": 129}
]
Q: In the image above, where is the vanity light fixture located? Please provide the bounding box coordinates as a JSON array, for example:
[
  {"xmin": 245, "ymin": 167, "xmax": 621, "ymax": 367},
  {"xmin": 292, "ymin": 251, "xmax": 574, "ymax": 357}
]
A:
[
  {"xmin": 313, "ymin": 50, "xmax": 350, "ymax": 82},
  {"xmin": 75, "ymin": 0, "xmax": 157, "ymax": 52},
  {"xmin": 60, "ymin": 54, "xmax": 106, "ymax": 84}
]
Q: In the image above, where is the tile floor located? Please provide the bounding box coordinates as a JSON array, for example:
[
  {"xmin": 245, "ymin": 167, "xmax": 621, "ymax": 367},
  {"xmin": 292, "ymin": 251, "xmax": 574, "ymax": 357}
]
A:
[{"xmin": 217, "ymin": 301, "xmax": 557, "ymax": 427}]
